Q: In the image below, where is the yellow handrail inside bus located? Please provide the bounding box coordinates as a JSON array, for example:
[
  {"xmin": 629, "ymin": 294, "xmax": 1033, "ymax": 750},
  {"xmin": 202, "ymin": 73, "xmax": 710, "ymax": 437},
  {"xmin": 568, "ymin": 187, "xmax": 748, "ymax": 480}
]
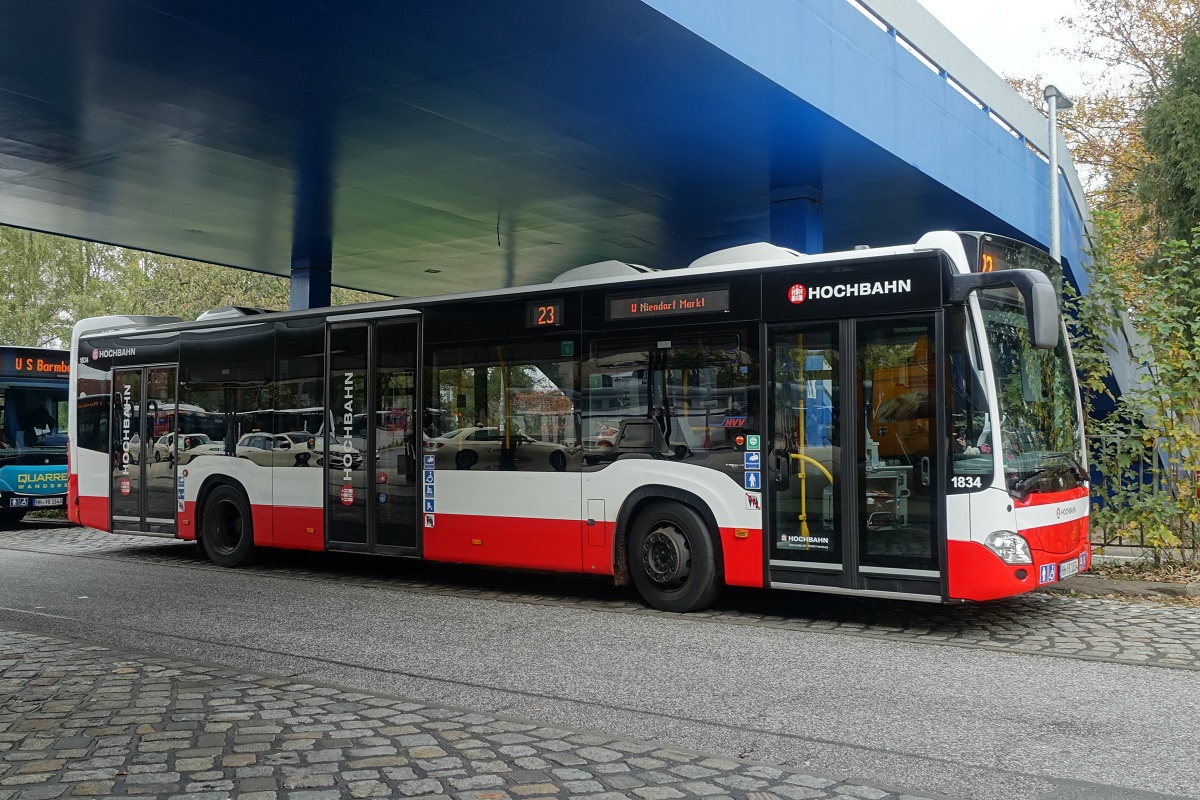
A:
[
  {"xmin": 790, "ymin": 452, "xmax": 834, "ymax": 483},
  {"xmin": 796, "ymin": 334, "xmax": 808, "ymax": 536}
]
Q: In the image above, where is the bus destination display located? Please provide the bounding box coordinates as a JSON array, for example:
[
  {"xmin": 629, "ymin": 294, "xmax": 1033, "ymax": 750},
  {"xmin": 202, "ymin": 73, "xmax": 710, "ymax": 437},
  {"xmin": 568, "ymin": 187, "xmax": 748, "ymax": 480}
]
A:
[
  {"xmin": 979, "ymin": 237, "xmax": 1053, "ymax": 274},
  {"xmin": 0, "ymin": 350, "xmax": 70, "ymax": 380},
  {"xmin": 606, "ymin": 285, "xmax": 730, "ymax": 321},
  {"xmin": 525, "ymin": 299, "xmax": 564, "ymax": 328}
]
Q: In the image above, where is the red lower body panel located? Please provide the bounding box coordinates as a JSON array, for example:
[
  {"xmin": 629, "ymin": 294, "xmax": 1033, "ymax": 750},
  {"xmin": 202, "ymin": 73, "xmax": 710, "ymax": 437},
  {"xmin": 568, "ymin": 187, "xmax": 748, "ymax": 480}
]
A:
[
  {"xmin": 271, "ymin": 506, "xmax": 324, "ymax": 550},
  {"xmin": 75, "ymin": 493, "xmax": 109, "ymax": 530},
  {"xmin": 424, "ymin": 514, "xmax": 585, "ymax": 572},
  {"xmin": 179, "ymin": 500, "xmax": 323, "ymax": 550},
  {"xmin": 720, "ymin": 527, "xmax": 765, "ymax": 587}
]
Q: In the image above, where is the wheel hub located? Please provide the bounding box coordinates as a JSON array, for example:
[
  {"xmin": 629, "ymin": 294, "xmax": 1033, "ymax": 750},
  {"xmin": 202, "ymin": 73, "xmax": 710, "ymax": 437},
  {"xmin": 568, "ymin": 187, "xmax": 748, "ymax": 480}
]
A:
[{"xmin": 640, "ymin": 524, "xmax": 692, "ymax": 587}]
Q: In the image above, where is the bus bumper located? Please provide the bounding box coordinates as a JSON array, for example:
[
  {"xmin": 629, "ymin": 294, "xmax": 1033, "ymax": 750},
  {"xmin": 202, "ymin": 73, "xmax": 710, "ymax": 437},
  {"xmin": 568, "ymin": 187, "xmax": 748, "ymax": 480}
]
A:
[{"xmin": 947, "ymin": 538, "xmax": 1091, "ymax": 602}]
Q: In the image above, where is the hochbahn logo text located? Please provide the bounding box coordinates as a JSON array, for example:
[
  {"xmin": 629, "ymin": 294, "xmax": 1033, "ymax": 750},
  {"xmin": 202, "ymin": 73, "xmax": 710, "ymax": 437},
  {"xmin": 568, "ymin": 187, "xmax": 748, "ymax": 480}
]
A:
[
  {"xmin": 91, "ymin": 347, "xmax": 137, "ymax": 360},
  {"xmin": 788, "ymin": 279, "xmax": 912, "ymax": 304}
]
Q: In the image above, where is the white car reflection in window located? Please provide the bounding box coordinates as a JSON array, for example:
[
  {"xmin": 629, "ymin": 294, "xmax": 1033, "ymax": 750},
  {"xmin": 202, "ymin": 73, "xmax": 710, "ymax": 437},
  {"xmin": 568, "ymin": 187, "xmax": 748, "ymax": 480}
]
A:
[{"xmin": 235, "ymin": 432, "xmax": 362, "ymax": 469}]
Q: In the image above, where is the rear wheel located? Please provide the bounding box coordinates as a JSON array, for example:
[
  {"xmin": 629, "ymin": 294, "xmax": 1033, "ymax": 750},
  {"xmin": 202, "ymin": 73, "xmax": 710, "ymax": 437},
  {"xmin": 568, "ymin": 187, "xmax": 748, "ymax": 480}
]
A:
[
  {"xmin": 201, "ymin": 485, "xmax": 258, "ymax": 567},
  {"xmin": 629, "ymin": 501, "xmax": 721, "ymax": 612}
]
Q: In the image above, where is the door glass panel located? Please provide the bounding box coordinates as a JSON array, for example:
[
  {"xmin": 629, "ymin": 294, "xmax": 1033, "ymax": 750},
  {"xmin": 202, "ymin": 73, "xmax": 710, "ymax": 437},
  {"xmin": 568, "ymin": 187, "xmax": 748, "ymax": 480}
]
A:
[
  {"xmin": 768, "ymin": 326, "xmax": 840, "ymax": 563},
  {"xmin": 858, "ymin": 318, "xmax": 938, "ymax": 570},
  {"xmin": 376, "ymin": 320, "xmax": 418, "ymax": 549},
  {"xmin": 143, "ymin": 367, "xmax": 177, "ymax": 524},
  {"xmin": 111, "ymin": 369, "xmax": 143, "ymax": 524},
  {"xmin": 327, "ymin": 325, "xmax": 369, "ymax": 544}
]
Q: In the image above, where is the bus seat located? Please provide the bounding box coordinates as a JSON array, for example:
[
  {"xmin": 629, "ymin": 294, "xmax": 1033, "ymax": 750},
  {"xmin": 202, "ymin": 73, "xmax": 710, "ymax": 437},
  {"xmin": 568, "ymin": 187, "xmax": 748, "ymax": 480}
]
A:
[{"xmin": 613, "ymin": 418, "xmax": 669, "ymax": 458}]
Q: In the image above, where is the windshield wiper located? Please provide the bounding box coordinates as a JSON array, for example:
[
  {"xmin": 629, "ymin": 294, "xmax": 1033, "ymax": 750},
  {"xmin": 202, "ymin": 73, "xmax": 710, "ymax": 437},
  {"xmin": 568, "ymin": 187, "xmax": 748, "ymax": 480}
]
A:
[
  {"xmin": 1010, "ymin": 453, "xmax": 1087, "ymax": 500},
  {"xmin": 1045, "ymin": 451, "xmax": 1088, "ymax": 483}
]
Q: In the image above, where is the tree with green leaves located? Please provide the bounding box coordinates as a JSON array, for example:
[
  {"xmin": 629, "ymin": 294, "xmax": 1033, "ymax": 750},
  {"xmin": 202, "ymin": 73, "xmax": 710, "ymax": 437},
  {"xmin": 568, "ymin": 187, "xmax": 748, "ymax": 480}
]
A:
[
  {"xmin": 1070, "ymin": 213, "xmax": 1200, "ymax": 561},
  {"xmin": 1141, "ymin": 22, "xmax": 1200, "ymax": 241},
  {"xmin": 0, "ymin": 227, "xmax": 384, "ymax": 348}
]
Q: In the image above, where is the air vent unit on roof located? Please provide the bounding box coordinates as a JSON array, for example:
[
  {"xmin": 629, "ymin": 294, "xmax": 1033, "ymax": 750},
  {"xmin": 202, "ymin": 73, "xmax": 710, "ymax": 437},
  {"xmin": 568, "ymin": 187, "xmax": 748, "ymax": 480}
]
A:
[
  {"xmin": 196, "ymin": 306, "xmax": 274, "ymax": 321},
  {"xmin": 687, "ymin": 242, "xmax": 804, "ymax": 269},
  {"xmin": 552, "ymin": 260, "xmax": 656, "ymax": 283}
]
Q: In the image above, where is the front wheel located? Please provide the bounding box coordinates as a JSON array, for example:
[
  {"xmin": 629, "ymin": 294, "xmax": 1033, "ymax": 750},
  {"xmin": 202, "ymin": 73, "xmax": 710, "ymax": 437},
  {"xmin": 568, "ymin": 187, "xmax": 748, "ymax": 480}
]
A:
[
  {"xmin": 200, "ymin": 484, "xmax": 258, "ymax": 567},
  {"xmin": 629, "ymin": 501, "xmax": 721, "ymax": 612},
  {"xmin": 0, "ymin": 507, "xmax": 27, "ymax": 526}
]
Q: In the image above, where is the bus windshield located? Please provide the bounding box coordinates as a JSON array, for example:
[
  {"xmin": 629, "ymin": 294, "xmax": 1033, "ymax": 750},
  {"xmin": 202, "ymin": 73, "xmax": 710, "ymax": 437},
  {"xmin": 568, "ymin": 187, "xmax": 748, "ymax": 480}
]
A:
[
  {"xmin": 978, "ymin": 287, "xmax": 1085, "ymax": 497},
  {"xmin": 1, "ymin": 387, "xmax": 67, "ymax": 452}
]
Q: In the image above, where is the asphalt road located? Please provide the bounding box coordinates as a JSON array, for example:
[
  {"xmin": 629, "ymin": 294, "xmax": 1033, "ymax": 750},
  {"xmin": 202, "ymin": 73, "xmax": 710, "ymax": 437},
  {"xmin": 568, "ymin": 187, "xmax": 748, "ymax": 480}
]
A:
[{"xmin": 0, "ymin": 527, "xmax": 1197, "ymax": 800}]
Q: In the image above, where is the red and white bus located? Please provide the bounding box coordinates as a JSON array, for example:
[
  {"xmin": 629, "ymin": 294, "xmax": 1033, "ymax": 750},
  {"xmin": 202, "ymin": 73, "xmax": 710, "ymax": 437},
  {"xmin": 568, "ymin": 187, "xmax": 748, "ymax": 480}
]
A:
[{"xmin": 67, "ymin": 232, "xmax": 1089, "ymax": 610}]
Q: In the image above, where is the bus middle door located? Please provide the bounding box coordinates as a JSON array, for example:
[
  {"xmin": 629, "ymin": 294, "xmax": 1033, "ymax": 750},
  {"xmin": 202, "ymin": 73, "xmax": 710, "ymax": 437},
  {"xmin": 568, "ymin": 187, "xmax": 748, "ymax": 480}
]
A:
[
  {"xmin": 325, "ymin": 313, "xmax": 421, "ymax": 555},
  {"xmin": 110, "ymin": 365, "xmax": 178, "ymax": 536}
]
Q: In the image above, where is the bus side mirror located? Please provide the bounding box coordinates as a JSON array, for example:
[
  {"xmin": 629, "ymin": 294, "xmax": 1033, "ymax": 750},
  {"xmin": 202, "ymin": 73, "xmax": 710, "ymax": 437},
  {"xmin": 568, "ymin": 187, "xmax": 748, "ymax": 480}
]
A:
[
  {"xmin": 1027, "ymin": 281, "xmax": 1059, "ymax": 350},
  {"xmin": 949, "ymin": 268, "xmax": 1060, "ymax": 350}
]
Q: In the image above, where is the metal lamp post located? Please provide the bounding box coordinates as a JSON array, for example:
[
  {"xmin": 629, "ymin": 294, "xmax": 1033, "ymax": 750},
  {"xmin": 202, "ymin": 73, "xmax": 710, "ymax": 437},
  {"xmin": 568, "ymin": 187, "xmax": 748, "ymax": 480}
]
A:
[{"xmin": 1044, "ymin": 85, "xmax": 1074, "ymax": 264}]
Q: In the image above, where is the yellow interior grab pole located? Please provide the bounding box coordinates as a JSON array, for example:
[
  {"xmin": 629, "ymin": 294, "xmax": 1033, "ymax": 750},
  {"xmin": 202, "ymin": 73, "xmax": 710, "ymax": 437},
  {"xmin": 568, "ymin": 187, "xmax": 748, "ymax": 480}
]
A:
[{"xmin": 796, "ymin": 335, "xmax": 809, "ymax": 538}]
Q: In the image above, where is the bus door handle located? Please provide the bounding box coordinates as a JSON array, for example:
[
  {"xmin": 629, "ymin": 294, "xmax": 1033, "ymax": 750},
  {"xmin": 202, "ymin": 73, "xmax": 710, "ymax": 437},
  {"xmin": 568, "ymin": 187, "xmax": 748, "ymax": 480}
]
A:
[
  {"xmin": 770, "ymin": 451, "xmax": 789, "ymax": 490},
  {"xmin": 920, "ymin": 456, "xmax": 931, "ymax": 487}
]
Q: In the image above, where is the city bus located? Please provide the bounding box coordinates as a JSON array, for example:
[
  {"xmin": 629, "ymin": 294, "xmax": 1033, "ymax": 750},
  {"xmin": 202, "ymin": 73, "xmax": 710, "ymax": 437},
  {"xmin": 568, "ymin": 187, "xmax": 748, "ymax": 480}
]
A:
[
  {"xmin": 0, "ymin": 346, "xmax": 70, "ymax": 523},
  {"xmin": 67, "ymin": 231, "xmax": 1089, "ymax": 610}
]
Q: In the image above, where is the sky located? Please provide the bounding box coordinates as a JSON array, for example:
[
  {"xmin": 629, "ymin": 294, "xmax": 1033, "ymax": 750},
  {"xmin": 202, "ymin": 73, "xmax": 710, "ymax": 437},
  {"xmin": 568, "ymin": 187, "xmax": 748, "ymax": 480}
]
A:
[{"xmin": 915, "ymin": 0, "xmax": 1094, "ymax": 95}]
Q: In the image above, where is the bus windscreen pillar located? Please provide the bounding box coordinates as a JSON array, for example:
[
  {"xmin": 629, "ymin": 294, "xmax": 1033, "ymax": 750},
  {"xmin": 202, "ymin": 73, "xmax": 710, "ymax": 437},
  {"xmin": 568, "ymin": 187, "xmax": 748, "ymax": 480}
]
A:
[{"xmin": 770, "ymin": 186, "xmax": 823, "ymax": 254}]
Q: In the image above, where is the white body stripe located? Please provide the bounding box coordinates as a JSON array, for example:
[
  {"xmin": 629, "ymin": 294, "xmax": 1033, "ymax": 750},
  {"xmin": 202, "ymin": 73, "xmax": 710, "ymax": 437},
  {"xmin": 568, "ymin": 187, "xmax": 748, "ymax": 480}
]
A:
[{"xmin": 1015, "ymin": 497, "xmax": 1089, "ymax": 529}]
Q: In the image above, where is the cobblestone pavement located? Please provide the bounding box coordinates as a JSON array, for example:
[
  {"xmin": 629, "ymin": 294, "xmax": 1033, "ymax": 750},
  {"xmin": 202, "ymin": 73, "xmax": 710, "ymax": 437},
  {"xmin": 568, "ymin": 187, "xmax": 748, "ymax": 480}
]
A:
[
  {"xmin": 4, "ymin": 525, "xmax": 1199, "ymax": 673},
  {"xmin": 0, "ymin": 629, "xmax": 932, "ymax": 800}
]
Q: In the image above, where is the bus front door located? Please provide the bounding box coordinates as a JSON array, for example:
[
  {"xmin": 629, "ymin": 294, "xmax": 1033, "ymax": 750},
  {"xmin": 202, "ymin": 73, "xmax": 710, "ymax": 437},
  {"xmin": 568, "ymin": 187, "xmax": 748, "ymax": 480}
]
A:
[
  {"xmin": 766, "ymin": 315, "xmax": 944, "ymax": 599},
  {"xmin": 325, "ymin": 314, "xmax": 421, "ymax": 554},
  {"xmin": 110, "ymin": 366, "xmax": 178, "ymax": 536}
]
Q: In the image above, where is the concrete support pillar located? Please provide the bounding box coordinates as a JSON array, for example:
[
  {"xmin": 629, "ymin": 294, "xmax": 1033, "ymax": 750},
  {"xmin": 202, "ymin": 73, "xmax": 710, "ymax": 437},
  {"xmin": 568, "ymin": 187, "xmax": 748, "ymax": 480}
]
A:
[
  {"xmin": 770, "ymin": 186, "xmax": 823, "ymax": 254},
  {"xmin": 289, "ymin": 113, "xmax": 334, "ymax": 311},
  {"xmin": 289, "ymin": 259, "xmax": 332, "ymax": 311}
]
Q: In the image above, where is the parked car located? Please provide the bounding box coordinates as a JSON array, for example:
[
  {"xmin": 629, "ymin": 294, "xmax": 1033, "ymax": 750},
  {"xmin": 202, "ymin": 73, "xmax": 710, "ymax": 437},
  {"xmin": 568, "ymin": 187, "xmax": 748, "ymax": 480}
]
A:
[
  {"xmin": 152, "ymin": 432, "xmax": 225, "ymax": 465},
  {"xmin": 236, "ymin": 431, "xmax": 362, "ymax": 469},
  {"xmin": 123, "ymin": 433, "xmax": 142, "ymax": 465},
  {"xmin": 424, "ymin": 426, "xmax": 569, "ymax": 472}
]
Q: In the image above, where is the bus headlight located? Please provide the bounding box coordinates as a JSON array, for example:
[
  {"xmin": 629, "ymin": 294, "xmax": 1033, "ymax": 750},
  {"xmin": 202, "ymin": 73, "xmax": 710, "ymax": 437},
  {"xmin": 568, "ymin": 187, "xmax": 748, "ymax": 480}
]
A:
[{"xmin": 984, "ymin": 530, "xmax": 1033, "ymax": 565}]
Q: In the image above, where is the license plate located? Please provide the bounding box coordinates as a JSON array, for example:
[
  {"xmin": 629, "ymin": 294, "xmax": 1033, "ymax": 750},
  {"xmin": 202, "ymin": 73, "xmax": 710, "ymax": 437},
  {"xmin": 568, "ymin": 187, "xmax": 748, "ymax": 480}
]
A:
[
  {"xmin": 32, "ymin": 497, "xmax": 64, "ymax": 508},
  {"xmin": 1059, "ymin": 557, "xmax": 1079, "ymax": 579}
]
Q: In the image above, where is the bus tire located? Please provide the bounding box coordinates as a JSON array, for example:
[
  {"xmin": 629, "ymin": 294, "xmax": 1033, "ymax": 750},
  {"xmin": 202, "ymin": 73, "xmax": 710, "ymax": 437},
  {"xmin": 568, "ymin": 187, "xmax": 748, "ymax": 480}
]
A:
[
  {"xmin": 0, "ymin": 508, "xmax": 27, "ymax": 526},
  {"xmin": 200, "ymin": 484, "xmax": 258, "ymax": 568},
  {"xmin": 629, "ymin": 501, "xmax": 721, "ymax": 612}
]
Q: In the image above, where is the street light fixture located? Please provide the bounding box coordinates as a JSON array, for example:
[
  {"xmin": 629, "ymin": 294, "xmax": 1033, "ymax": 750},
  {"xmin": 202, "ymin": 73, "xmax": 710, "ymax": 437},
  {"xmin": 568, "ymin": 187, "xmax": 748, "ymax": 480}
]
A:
[{"xmin": 1044, "ymin": 85, "xmax": 1074, "ymax": 265}]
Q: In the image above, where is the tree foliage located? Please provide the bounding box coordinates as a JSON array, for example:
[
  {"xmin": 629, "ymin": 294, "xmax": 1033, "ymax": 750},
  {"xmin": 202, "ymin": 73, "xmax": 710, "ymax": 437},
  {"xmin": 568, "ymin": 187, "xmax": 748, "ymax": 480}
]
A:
[
  {"xmin": 1008, "ymin": 1, "xmax": 1200, "ymax": 265},
  {"xmin": 1072, "ymin": 215, "xmax": 1200, "ymax": 560},
  {"xmin": 1007, "ymin": 2, "xmax": 1200, "ymax": 559},
  {"xmin": 1141, "ymin": 24, "xmax": 1200, "ymax": 241},
  {"xmin": 0, "ymin": 227, "xmax": 384, "ymax": 348}
]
